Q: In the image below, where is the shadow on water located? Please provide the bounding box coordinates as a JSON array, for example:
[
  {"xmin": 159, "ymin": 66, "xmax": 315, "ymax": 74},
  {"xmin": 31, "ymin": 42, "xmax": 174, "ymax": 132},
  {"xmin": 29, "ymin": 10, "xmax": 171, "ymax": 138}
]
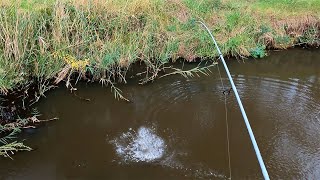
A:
[{"xmin": 1, "ymin": 49, "xmax": 320, "ymax": 179}]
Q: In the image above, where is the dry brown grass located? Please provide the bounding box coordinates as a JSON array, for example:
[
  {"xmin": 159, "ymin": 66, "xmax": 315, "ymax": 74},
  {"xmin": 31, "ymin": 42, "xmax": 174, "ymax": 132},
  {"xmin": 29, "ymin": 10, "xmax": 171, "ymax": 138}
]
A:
[
  {"xmin": 166, "ymin": 0, "xmax": 190, "ymax": 23},
  {"xmin": 259, "ymin": 32, "xmax": 275, "ymax": 48},
  {"xmin": 271, "ymin": 15, "xmax": 318, "ymax": 35}
]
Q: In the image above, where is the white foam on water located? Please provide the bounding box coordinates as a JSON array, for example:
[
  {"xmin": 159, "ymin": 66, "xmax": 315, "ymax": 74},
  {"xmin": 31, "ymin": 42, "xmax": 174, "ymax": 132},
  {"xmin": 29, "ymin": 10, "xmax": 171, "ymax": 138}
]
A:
[
  {"xmin": 110, "ymin": 126, "xmax": 227, "ymax": 179},
  {"xmin": 111, "ymin": 126, "xmax": 165, "ymax": 162}
]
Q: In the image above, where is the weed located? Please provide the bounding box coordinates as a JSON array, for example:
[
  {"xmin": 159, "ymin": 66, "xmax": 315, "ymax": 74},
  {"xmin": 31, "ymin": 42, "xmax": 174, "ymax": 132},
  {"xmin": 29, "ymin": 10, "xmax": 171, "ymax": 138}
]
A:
[
  {"xmin": 0, "ymin": 141, "xmax": 32, "ymax": 159},
  {"xmin": 250, "ymin": 45, "xmax": 267, "ymax": 58}
]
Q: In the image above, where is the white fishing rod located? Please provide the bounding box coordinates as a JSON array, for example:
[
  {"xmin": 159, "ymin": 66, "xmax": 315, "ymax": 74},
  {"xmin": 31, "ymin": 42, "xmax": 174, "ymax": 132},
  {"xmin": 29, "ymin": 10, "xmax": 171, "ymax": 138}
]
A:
[{"xmin": 198, "ymin": 21, "xmax": 270, "ymax": 180}]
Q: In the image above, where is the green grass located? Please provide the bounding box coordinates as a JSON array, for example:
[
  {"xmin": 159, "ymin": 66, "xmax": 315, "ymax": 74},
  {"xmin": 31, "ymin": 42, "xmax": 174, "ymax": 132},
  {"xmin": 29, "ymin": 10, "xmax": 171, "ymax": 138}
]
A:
[
  {"xmin": 0, "ymin": 0, "xmax": 319, "ymax": 95},
  {"xmin": 252, "ymin": 0, "xmax": 320, "ymax": 15}
]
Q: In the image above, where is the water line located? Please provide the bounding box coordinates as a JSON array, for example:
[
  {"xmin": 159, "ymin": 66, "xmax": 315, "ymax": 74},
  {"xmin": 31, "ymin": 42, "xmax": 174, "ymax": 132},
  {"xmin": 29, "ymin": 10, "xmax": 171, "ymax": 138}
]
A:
[{"xmin": 198, "ymin": 21, "xmax": 270, "ymax": 180}]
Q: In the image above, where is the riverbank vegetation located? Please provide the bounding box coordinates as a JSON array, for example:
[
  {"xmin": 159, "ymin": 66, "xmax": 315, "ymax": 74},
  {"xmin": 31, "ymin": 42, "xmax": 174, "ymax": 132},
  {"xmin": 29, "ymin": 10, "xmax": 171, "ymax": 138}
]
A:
[{"xmin": 0, "ymin": 0, "xmax": 320, "ymax": 157}]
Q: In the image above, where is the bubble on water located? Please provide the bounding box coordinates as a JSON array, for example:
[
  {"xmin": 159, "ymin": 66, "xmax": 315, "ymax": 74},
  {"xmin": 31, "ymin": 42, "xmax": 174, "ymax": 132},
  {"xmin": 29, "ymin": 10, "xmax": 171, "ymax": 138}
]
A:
[{"xmin": 111, "ymin": 126, "xmax": 165, "ymax": 162}]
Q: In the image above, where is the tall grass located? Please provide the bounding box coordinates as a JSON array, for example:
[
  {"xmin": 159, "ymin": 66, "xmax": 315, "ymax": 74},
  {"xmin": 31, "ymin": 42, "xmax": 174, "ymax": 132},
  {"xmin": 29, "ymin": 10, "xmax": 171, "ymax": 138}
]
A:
[{"xmin": 0, "ymin": 0, "xmax": 319, "ymax": 93}]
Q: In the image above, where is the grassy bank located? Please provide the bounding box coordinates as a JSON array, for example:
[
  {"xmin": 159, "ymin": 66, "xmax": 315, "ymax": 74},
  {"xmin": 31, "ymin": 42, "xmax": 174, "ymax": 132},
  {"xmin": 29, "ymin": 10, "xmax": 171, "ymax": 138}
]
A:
[
  {"xmin": 0, "ymin": 0, "xmax": 319, "ymax": 93},
  {"xmin": 0, "ymin": 0, "xmax": 320, "ymax": 157}
]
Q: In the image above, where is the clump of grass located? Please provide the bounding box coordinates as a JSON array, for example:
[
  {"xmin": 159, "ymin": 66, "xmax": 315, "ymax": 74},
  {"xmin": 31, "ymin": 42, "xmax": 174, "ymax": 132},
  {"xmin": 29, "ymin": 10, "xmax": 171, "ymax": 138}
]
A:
[
  {"xmin": 0, "ymin": 108, "xmax": 58, "ymax": 158},
  {"xmin": 0, "ymin": 123, "xmax": 32, "ymax": 159},
  {"xmin": 0, "ymin": 141, "xmax": 32, "ymax": 159}
]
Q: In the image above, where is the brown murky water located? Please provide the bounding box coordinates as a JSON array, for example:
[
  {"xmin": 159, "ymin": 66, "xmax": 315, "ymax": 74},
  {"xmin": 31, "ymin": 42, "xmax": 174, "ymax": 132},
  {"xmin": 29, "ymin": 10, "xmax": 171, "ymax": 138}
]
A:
[{"xmin": 1, "ymin": 49, "xmax": 320, "ymax": 179}]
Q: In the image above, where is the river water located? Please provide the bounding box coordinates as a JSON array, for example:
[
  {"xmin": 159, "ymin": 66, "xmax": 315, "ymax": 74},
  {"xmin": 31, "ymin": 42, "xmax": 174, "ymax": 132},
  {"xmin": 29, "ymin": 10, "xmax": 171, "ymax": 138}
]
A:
[{"xmin": 1, "ymin": 49, "xmax": 320, "ymax": 179}]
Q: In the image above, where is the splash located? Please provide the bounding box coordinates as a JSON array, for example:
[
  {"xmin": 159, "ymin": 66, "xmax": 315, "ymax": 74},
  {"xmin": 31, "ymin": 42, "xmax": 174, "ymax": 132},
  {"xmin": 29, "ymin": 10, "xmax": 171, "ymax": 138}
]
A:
[
  {"xmin": 111, "ymin": 126, "xmax": 165, "ymax": 162},
  {"xmin": 110, "ymin": 126, "xmax": 226, "ymax": 179}
]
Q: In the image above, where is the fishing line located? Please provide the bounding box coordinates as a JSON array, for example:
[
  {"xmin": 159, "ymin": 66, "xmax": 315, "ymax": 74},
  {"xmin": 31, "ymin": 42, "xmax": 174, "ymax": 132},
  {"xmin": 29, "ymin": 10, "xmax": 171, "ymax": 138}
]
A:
[
  {"xmin": 198, "ymin": 21, "xmax": 270, "ymax": 180},
  {"xmin": 216, "ymin": 59, "xmax": 232, "ymax": 180}
]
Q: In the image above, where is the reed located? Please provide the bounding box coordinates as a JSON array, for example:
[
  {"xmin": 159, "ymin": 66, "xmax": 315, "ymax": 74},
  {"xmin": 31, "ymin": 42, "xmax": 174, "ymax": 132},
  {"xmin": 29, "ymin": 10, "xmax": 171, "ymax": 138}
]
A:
[{"xmin": 0, "ymin": 0, "xmax": 319, "ymax": 94}]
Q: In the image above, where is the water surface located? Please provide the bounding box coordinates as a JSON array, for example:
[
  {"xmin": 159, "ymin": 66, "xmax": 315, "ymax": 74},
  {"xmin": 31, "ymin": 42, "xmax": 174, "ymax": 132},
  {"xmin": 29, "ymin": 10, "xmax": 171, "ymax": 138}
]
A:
[{"xmin": 1, "ymin": 49, "xmax": 320, "ymax": 179}]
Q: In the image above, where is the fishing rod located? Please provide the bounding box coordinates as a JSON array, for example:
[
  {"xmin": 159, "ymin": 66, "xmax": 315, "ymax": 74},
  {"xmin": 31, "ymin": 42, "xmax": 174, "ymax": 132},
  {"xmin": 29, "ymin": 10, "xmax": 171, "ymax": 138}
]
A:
[{"xmin": 198, "ymin": 21, "xmax": 270, "ymax": 180}]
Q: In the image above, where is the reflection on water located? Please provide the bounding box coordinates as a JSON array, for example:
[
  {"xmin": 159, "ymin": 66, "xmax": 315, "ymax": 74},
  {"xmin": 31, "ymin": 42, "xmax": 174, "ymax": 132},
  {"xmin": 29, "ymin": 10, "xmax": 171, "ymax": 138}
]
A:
[{"xmin": 0, "ymin": 49, "xmax": 320, "ymax": 179}]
